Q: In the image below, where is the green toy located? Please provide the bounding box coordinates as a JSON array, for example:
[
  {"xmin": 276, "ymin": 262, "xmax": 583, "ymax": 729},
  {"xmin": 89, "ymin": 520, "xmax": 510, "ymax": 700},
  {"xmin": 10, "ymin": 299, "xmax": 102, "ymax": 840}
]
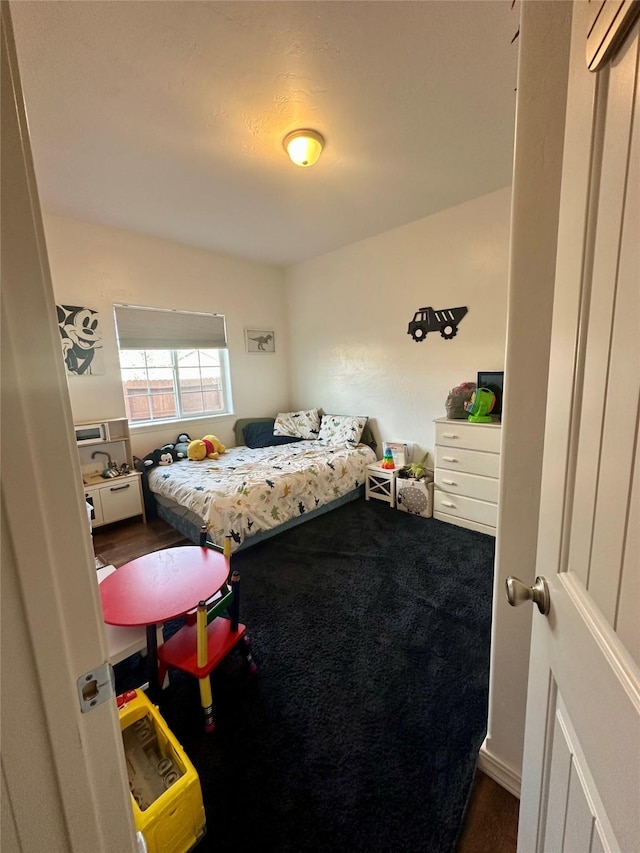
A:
[{"xmin": 465, "ymin": 387, "xmax": 496, "ymax": 423}]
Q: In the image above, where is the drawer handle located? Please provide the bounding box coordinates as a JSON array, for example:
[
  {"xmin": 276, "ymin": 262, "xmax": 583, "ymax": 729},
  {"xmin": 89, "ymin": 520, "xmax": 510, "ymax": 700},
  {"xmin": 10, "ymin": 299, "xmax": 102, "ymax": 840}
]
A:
[
  {"xmin": 441, "ymin": 501, "xmax": 457, "ymax": 508},
  {"xmin": 442, "ymin": 456, "xmax": 458, "ymax": 463},
  {"xmin": 441, "ymin": 479, "xmax": 457, "ymax": 486},
  {"xmin": 109, "ymin": 484, "xmax": 130, "ymax": 492},
  {"xmin": 442, "ymin": 433, "xmax": 459, "ymax": 439}
]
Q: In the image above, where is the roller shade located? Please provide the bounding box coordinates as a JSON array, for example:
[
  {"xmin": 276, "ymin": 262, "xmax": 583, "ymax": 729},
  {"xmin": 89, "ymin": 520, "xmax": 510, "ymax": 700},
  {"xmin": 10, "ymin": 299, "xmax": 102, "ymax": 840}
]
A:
[{"xmin": 114, "ymin": 305, "xmax": 227, "ymax": 350}]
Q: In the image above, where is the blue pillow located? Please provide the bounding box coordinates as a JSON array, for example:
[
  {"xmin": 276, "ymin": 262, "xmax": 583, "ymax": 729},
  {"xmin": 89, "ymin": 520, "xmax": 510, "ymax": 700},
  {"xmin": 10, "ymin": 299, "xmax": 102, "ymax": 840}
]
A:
[{"xmin": 242, "ymin": 420, "xmax": 302, "ymax": 449}]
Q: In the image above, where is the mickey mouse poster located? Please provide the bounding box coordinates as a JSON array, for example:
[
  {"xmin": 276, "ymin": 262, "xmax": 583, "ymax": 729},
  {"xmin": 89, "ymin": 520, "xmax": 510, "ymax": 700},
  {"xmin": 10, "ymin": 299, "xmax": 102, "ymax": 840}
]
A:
[{"xmin": 57, "ymin": 304, "xmax": 104, "ymax": 376}]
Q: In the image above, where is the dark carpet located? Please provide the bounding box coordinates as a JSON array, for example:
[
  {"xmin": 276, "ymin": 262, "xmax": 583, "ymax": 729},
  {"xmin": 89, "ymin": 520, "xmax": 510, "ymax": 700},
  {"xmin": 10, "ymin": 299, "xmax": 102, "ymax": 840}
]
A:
[{"xmin": 115, "ymin": 499, "xmax": 494, "ymax": 853}]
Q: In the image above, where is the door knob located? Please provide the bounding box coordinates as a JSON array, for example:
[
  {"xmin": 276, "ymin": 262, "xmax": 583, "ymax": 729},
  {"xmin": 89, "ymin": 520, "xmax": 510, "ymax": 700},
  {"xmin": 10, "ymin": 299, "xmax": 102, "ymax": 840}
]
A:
[{"xmin": 505, "ymin": 575, "xmax": 550, "ymax": 616}]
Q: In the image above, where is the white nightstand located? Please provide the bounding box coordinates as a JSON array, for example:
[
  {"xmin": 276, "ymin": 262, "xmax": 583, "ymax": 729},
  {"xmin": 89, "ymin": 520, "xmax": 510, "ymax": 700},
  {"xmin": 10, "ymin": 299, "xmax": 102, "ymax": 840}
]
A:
[{"xmin": 365, "ymin": 462, "xmax": 398, "ymax": 508}]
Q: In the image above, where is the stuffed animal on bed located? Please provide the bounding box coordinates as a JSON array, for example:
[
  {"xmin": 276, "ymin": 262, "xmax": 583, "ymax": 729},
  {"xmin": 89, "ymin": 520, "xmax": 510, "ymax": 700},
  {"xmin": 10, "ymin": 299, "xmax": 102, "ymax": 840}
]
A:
[
  {"xmin": 205, "ymin": 434, "xmax": 225, "ymax": 455},
  {"xmin": 187, "ymin": 434, "xmax": 226, "ymax": 461},
  {"xmin": 173, "ymin": 433, "xmax": 191, "ymax": 460},
  {"xmin": 141, "ymin": 445, "xmax": 178, "ymax": 469}
]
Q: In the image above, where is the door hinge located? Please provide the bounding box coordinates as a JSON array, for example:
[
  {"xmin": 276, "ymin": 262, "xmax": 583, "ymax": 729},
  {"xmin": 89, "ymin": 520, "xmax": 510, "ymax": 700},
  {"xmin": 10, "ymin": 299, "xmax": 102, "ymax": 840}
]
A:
[{"xmin": 77, "ymin": 662, "xmax": 115, "ymax": 712}]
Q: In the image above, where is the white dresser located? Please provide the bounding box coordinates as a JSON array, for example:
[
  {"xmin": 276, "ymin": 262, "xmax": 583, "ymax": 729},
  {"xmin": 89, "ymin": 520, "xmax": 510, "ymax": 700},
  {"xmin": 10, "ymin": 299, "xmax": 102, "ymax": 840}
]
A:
[{"xmin": 433, "ymin": 417, "xmax": 501, "ymax": 536}]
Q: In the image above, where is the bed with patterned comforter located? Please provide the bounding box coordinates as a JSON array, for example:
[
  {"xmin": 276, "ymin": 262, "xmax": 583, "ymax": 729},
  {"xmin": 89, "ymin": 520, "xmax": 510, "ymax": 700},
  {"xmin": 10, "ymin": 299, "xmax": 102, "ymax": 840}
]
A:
[{"xmin": 147, "ymin": 440, "xmax": 377, "ymax": 551}]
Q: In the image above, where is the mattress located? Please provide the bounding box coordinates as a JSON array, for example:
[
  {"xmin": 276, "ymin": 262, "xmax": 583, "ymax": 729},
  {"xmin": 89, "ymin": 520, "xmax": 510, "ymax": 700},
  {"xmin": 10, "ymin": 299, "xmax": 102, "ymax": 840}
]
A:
[{"xmin": 147, "ymin": 441, "xmax": 377, "ymax": 551}]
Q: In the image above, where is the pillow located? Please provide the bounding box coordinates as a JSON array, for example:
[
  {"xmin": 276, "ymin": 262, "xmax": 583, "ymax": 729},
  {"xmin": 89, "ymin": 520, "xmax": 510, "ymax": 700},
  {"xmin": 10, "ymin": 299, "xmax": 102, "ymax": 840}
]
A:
[
  {"xmin": 317, "ymin": 414, "xmax": 367, "ymax": 447},
  {"xmin": 273, "ymin": 408, "xmax": 320, "ymax": 440},
  {"xmin": 243, "ymin": 420, "xmax": 302, "ymax": 449}
]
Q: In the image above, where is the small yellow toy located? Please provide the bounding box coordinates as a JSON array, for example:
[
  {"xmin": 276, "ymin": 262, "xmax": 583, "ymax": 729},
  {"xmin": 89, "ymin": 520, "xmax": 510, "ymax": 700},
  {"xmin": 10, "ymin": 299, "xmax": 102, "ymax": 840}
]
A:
[{"xmin": 187, "ymin": 434, "xmax": 226, "ymax": 461}]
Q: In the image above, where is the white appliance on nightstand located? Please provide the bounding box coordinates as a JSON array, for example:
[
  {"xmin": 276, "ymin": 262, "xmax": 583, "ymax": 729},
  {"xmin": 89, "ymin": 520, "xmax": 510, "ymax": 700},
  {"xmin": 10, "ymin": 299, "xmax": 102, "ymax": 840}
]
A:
[{"xmin": 433, "ymin": 417, "xmax": 501, "ymax": 536}]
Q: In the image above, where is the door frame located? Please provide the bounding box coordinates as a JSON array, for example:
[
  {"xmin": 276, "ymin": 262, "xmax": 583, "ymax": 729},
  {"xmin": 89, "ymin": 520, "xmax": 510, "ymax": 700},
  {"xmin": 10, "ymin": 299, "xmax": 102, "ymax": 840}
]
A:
[
  {"xmin": 1, "ymin": 4, "xmax": 137, "ymax": 849},
  {"xmin": 480, "ymin": 0, "xmax": 573, "ymax": 795}
]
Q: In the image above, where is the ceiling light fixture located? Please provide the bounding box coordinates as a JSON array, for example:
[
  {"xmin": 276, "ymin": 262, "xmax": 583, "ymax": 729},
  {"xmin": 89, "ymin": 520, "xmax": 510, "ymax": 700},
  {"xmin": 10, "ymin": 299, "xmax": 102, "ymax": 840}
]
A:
[{"xmin": 283, "ymin": 129, "xmax": 325, "ymax": 167}]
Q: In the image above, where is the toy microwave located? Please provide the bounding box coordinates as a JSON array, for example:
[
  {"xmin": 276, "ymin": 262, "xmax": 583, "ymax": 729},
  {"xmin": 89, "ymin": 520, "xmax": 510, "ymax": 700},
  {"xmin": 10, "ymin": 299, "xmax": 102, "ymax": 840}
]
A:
[{"xmin": 75, "ymin": 422, "xmax": 110, "ymax": 444}]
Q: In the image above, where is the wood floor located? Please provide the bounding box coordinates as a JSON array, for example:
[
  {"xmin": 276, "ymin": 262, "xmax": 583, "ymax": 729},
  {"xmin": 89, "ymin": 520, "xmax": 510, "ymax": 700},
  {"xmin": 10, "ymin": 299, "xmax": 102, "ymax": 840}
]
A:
[
  {"xmin": 93, "ymin": 517, "xmax": 520, "ymax": 852},
  {"xmin": 457, "ymin": 771, "xmax": 519, "ymax": 852},
  {"xmin": 93, "ymin": 516, "xmax": 189, "ymax": 567}
]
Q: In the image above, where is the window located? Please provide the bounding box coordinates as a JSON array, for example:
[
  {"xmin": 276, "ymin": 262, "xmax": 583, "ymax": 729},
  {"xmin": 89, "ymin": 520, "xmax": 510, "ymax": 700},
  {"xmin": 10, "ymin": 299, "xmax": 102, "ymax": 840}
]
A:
[{"xmin": 114, "ymin": 305, "xmax": 232, "ymax": 425}]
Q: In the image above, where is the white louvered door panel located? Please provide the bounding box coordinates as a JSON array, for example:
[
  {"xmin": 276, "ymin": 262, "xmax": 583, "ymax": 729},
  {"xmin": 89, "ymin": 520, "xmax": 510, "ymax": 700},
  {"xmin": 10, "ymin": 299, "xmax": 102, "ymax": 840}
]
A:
[
  {"xmin": 567, "ymin": 19, "xmax": 640, "ymax": 635},
  {"xmin": 544, "ymin": 696, "xmax": 616, "ymax": 853}
]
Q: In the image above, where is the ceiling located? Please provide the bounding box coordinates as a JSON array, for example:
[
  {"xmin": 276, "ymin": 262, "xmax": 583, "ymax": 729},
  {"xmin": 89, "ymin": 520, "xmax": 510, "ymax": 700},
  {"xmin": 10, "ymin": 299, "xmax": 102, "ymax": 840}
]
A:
[{"xmin": 11, "ymin": 1, "xmax": 518, "ymax": 267}]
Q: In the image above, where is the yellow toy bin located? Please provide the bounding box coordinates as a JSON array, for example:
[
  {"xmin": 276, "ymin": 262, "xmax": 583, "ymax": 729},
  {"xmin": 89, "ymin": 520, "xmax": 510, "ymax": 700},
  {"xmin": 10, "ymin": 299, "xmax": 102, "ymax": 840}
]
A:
[{"xmin": 117, "ymin": 689, "xmax": 206, "ymax": 853}]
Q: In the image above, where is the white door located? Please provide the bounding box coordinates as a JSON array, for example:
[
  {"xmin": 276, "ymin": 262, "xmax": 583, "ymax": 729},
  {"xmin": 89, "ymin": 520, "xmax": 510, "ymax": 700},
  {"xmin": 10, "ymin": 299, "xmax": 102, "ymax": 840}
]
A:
[
  {"xmin": 517, "ymin": 2, "xmax": 640, "ymax": 851},
  {"xmin": 1, "ymin": 6, "xmax": 138, "ymax": 850}
]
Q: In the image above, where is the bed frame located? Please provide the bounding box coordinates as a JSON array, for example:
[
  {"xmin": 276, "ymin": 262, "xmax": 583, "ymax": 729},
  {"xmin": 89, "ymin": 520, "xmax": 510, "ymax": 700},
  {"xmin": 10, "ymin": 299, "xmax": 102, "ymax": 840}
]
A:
[{"xmin": 155, "ymin": 486, "xmax": 364, "ymax": 551}]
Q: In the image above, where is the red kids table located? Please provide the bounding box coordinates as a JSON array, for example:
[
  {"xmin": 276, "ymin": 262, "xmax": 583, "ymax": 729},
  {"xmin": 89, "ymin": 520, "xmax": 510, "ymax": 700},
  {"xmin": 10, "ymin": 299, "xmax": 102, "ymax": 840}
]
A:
[{"xmin": 99, "ymin": 546, "xmax": 229, "ymax": 700}]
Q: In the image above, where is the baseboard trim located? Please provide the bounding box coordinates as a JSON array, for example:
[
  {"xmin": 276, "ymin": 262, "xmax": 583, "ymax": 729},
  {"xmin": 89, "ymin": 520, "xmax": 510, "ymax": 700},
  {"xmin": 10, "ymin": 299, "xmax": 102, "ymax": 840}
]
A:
[{"xmin": 478, "ymin": 744, "xmax": 522, "ymax": 799}]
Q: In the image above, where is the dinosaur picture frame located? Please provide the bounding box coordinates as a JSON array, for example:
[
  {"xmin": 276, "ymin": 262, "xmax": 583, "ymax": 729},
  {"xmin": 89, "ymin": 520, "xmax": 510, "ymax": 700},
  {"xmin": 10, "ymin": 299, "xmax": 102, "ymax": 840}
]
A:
[{"xmin": 245, "ymin": 328, "xmax": 275, "ymax": 353}]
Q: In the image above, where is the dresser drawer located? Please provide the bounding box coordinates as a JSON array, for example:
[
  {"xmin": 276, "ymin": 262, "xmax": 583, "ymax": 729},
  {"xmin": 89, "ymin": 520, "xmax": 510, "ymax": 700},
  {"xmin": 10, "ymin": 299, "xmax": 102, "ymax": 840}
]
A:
[
  {"xmin": 435, "ymin": 469, "xmax": 499, "ymax": 503},
  {"xmin": 435, "ymin": 446, "xmax": 501, "ymax": 478},
  {"xmin": 435, "ymin": 421, "xmax": 501, "ymax": 453},
  {"xmin": 433, "ymin": 490, "xmax": 498, "ymax": 528}
]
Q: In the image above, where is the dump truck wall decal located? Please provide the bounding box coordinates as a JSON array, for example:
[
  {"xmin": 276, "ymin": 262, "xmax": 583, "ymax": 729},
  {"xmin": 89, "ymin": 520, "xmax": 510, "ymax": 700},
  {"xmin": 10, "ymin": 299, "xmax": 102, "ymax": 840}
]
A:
[{"xmin": 407, "ymin": 306, "xmax": 468, "ymax": 342}]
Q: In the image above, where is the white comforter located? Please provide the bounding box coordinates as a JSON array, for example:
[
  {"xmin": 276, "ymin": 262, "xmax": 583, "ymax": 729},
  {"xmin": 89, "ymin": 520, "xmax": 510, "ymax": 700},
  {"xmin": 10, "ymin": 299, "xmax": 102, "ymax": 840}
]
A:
[{"xmin": 147, "ymin": 441, "xmax": 376, "ymax": 550}]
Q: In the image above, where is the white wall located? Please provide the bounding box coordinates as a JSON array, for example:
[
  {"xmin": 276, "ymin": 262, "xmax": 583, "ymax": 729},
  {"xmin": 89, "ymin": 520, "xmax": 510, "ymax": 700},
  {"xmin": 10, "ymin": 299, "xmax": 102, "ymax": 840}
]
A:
[
  {"xmin": 43, "ymin": 214, "xmax": 289, "ymax": 456},
  {"xmin": 45, "ymin": 193, "xmax": 511, "ymax": 465},
  {"xmin": 286, "ymin": 187, "xmax": 511, "ymax": 464}
]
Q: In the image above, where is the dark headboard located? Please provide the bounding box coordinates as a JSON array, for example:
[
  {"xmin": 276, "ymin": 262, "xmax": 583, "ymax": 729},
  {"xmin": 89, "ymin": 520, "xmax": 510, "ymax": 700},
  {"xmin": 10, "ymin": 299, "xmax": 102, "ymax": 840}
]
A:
[{"xmin": 233, "ymin": 416, "xmax": 377, "ymax": 453}]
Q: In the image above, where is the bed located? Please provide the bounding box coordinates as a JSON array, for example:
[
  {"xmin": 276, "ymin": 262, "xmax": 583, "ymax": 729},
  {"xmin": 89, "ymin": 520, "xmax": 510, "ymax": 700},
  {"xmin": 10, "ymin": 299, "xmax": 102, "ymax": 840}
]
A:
[{"xmin": 146, "ymin": 414, "xmax": 377, "ymax": 552}]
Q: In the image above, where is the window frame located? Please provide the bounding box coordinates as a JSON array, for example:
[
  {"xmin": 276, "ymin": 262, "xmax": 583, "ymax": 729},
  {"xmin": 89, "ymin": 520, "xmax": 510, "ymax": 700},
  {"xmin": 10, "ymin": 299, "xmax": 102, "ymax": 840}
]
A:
[{"xmin": 119, "ymin": 346, "xmax": 233, "ymax": 428}]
